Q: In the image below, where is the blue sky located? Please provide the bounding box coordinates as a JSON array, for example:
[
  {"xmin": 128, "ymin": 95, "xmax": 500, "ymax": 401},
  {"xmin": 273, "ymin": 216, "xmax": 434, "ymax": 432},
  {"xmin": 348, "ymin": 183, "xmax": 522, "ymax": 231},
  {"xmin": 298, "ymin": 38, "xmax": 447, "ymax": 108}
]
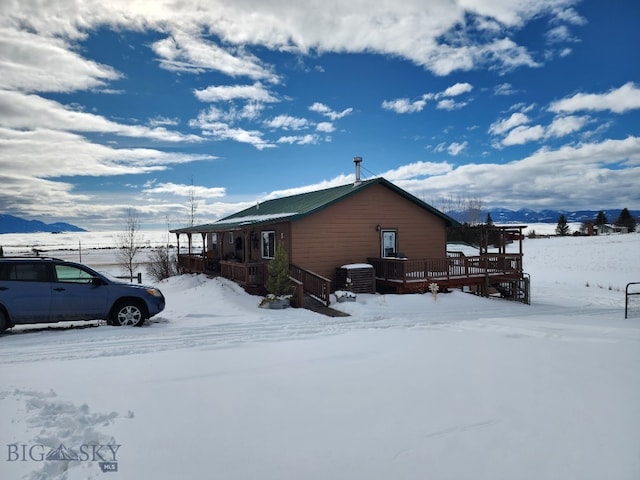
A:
[{"xmin": 1, "ymin": 0, "xmax": 639, "ymax": 230}]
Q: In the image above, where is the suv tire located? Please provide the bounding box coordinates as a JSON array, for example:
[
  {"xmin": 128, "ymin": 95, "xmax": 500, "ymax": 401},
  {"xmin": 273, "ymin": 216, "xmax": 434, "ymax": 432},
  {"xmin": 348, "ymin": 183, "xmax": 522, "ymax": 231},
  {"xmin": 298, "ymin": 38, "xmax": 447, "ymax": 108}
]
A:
[
  {"xmin": 110, "ymin": 301, "xmax": 146, "ymax": 327},
  {"xmin": 0, "ymin": 310, "xmax": 7, "ymax": 333}
]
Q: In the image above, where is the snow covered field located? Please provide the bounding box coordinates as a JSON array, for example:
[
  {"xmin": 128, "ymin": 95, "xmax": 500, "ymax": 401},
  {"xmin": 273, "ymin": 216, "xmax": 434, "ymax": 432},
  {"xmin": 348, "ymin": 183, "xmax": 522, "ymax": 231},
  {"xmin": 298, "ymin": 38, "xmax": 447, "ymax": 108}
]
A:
[{"xmin": 1, "ymin": 228, "xmax": 639, "ymax": 480}]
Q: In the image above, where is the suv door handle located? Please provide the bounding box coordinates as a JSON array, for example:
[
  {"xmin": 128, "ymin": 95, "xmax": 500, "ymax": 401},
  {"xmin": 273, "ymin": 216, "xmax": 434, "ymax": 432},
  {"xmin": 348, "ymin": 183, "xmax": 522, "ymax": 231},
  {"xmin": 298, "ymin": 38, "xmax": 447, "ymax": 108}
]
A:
[
  {"xmin": 53, "ymin": 287, "xmax": 66, "ymax": 292},
  {"xmin": 0, "ymin": 286, "xmax": 8, "ymax": 291}
]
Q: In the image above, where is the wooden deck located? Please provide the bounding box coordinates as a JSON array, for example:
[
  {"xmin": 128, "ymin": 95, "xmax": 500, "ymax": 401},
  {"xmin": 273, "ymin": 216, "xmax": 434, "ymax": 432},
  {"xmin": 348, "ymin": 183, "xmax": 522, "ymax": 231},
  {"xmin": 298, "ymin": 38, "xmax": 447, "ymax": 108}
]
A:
[
  {"xmin": 177, "ymin": 254, "xmax": 332, "ymax": 306},
  {"xmin": 178, "ymin": 252, "xmax": 530, "ymax": 304},
  {"xmin": 367, "ymin": 253, "xmax": 528, "ymax": 302}
]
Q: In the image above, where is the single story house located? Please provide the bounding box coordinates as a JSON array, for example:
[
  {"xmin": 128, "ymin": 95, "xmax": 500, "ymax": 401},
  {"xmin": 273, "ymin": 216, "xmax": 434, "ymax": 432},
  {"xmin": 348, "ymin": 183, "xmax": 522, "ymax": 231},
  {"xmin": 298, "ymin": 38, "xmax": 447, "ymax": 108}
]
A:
[
  {"xmin": 594, "ymin": 224, "xmax": 628, "ymax": 235},
  {"xmin": 172, "ymin": 168, "xmax": 528, "ymax": 305}
]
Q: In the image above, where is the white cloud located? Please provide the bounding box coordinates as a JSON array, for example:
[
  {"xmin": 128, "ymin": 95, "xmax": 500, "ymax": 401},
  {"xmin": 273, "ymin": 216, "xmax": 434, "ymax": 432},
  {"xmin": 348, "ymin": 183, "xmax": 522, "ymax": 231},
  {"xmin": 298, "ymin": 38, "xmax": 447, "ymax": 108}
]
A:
[
  {"xmin": 436, "ymin": 99, "xmax": 467, "ymax": 111},
  {"xmin": 261, "ymin": 174, "xmax": 355, "ymax": 201},
  {"xmin": 316, "ymin": 122, "xmax": 335, "ymax": 133},
  {"xmin": 552, "ymin": 7, "xmax": 587, "ymax": 26},
  {"xmin": 397, "ymin": 136, "xmax": 640, "ymax": 211},
  {"xmin": 308, "ymin": 102, "xmax": 353, "ymax": 120},
  {"xmin": 0, "ymin": 0, "xmax": 576, "ymax": 96},
  {"xmin": 545, "ymin": 115, "xmax": 590, "ymax": 139},
  {"xmin": 142, "ymin": 182, "xmax": 226, "ymax": 199},
  {"xmin": 194, "ymin": 82, "xmax": 277, "ymax": 103},
  {"xmin": 0, "ymin": 27, "xmax": 120, "ymax": 93},
  {"xmin": 188, "ymin": 115, "xmax": 275, "ymax": 150},
  {"xmin": 558, "ymin": 47, "xmax": 572, "ymax": 57},
  {"xmin": 148, "ymin": 116, "xmax": 180, "ymax": 127},
  {"xmin": 447, "ymin": 141, "xmax": 468, "ymax": 156},
  {"xmin": 433, "ymin": 141, "xmax": 468, "ymax": 156},
  {"xmin": 549, "ymin": 83, "xmax": 640, "ymax": 114},
  {"xmin": 490, "ymin": 110, "xmax": 590, "ymax": 147},
  {"xmin": 264, "ymin": 115, "xmax": 310, "ymax": 130},
  {"xmin": 0, "ymin": 90, "xmax": 202, "ymax": 142},
  {"xmin": 385, "ymin": 84, "xmax": 473, "ymax": 114},
  {"xmin": 501, "ymin": 124, "xmax": 545, "ymax": 146},
  {"xmin": 489, "ymin": 112, "xmax": 530, "ymax": 135},
  {"xmin": 380, "ymin": 161, "xmax": 452, "ymax": 181},
  {"xmin": 545, "ymin": 25, "xmax": 577, "ymax": 44},
  {"xmin": 381, "ymin": 97, "xmax": 427, "ymax": 114},
  {"xmin": 277, "ymin": 134, "xmax": 320, "ymax": 145},
  {"xmin": 0, "ymin": 128, "xmax": 214, "ymax": 179},
  {"xmin": 189, "ymin": 101, "xmax": 266, "ymax": 132},
  {"xmin": 440, "ymin": 82, "xmax": 473, "ymax": 97},
  {"xmin": 485, "ymin": 37, "xmax": 542, "ymax": 72},
  {"xmin": 0, "ymin": 173, "xmax": 93, "ymax": 219},
  {"xmin": 151, "ymin": 33, "xmax": 278, "ymax": 82},
  {"xmin": 494, "ymin": 83, "xmax": 516, "ymax": 96}
]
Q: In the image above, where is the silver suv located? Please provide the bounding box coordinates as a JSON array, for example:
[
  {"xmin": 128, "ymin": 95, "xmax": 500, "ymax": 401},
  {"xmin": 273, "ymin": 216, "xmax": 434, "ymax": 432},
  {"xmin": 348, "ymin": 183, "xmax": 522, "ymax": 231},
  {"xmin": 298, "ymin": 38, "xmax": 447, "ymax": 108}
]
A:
[{"xmin": 0, "ymin": 257, "xmax": 165, "ymax": 332}]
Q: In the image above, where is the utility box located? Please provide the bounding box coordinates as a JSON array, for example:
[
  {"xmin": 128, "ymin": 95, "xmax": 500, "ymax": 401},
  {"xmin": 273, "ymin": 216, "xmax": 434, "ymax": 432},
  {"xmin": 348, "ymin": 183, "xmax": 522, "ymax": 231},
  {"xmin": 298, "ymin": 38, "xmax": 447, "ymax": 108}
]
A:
[{"xmin": 335, "ymin": 264, "xmax": 376, "ymax": 294}]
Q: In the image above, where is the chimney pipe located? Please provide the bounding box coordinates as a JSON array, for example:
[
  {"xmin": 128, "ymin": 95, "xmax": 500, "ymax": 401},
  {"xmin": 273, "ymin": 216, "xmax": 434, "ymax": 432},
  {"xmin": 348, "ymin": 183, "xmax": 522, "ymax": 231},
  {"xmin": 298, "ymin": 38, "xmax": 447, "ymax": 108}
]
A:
[{"xmin": 353, "ymin": 156, "xmax": 362, "ymax": 185}]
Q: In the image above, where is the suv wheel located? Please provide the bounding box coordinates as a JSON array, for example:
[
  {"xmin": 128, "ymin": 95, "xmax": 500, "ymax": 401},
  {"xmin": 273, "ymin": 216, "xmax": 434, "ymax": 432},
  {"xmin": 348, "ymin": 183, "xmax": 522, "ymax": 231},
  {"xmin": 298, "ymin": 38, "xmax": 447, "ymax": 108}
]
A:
[{"xmin": 110, "ymin": 301, "xmax": 145, "ymax": 327}]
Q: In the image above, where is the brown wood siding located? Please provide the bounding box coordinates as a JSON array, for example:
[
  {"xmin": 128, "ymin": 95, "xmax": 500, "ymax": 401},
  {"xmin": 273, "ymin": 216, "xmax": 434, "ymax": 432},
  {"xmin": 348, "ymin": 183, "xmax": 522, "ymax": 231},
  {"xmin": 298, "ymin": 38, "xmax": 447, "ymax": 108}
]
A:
[
  {"xmin": 290, "ymin": 183, "xmax": 447, "ymax": 280},
  {"xmin": 251, "ymin": 223, "xmax": 291, "ymax": 265}
]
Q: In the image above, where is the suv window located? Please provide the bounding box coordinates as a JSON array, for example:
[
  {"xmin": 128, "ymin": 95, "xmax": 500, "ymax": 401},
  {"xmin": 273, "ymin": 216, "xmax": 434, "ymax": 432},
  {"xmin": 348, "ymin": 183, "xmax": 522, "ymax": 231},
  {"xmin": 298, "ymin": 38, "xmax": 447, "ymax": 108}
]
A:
[
  {"xmin": 54, "ymin": 265, "xmax": 94, "ymax": 284},
  {"xmin": 0, "ymin": 263, "xmax": 49, "ymax": 282}
]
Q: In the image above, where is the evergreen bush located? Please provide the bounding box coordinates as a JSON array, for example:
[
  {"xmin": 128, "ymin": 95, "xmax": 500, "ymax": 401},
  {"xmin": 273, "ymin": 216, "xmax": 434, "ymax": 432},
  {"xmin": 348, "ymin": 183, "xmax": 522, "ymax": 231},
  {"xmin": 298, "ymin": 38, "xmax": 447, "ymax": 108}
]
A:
[{"xmin": 265, "ymin": 240, "xmax": 292, "ymax": 297}]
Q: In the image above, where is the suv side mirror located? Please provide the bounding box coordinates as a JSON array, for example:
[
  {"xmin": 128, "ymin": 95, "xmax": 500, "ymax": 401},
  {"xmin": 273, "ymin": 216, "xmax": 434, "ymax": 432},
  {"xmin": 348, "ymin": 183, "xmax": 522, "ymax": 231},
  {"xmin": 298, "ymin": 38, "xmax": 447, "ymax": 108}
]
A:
[{"xmin": 91, "ymin": 277, "xmax": 106, "ymax": 287}]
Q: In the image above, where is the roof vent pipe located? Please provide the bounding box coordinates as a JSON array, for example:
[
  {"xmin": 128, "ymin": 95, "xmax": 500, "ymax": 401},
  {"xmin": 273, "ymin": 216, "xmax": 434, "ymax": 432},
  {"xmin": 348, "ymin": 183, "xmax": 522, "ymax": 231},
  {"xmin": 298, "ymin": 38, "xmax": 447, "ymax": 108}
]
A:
[{"xmin": 353, "ymin": 156, "xmax": 362, "ymax": 186}]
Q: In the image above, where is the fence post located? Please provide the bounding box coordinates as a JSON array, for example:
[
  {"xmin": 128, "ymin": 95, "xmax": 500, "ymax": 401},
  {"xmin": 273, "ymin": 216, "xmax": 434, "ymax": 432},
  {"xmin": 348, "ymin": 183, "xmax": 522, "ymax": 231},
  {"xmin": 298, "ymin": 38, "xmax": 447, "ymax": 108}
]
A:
[{"xmin": 626, "ymin": 282, "xmax": 640, "ymax": 319}]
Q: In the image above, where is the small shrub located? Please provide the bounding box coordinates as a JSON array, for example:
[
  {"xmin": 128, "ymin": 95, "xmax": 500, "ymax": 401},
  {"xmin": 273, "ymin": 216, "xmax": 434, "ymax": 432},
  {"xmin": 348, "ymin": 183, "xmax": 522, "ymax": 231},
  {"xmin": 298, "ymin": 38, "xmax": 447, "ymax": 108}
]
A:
[
  {"xmin": 146, "ymin": 246, "xmax": 178, "ymax": 282},
  {"xmin": 265, "ymin": 240, "xmax": 292, "ymax": 297}
]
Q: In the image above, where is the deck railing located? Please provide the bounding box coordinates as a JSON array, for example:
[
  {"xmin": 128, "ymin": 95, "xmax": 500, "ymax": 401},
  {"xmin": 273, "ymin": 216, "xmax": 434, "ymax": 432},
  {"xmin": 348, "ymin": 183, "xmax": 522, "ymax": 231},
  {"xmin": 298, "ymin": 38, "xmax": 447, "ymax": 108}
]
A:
[
  {"xmin": 366, "ymin": 253, "xmax": 523, "ymax": 286},
  {"xmin": 220, "ymin": 261, "xmax": 266, "ymax": 286},
  {"xmin": 290, "ymin": 264, "xmax": 332, "ymax": 306},
  {"xmin": 177, "ymin": 254, "xmax": 205, "ymax": 273},
  {"xmin": 178, "ymin": 255, "xmax": 328, "ymax": 305}
]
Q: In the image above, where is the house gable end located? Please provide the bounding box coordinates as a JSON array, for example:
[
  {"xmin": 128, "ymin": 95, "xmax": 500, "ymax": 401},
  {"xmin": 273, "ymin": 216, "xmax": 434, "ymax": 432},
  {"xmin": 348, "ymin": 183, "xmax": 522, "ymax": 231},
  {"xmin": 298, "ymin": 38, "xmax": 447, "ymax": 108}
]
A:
[{"xmin": 171, "ymin": 177, "xmax": 458, "ymax": 234}]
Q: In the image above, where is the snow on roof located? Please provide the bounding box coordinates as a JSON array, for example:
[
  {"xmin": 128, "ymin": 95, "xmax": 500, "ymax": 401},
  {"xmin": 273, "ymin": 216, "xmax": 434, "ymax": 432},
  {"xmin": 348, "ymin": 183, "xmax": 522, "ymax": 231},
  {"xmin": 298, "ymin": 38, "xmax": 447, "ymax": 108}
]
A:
[{"xmin": 217, "ymin": 213, "xmax": 298, "ymax": 225}]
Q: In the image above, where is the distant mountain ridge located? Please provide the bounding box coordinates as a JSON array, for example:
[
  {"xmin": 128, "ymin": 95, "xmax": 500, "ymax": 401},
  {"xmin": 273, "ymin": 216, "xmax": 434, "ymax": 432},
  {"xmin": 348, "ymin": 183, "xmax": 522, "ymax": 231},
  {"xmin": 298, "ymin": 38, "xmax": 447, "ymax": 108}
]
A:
[
  {"xmin": 0, "ymin": 214, "xmax": 86, "ymax": 234},
  {"xmin": 448, "ymin": 208, "xmax": 640, "ymax": 224}
]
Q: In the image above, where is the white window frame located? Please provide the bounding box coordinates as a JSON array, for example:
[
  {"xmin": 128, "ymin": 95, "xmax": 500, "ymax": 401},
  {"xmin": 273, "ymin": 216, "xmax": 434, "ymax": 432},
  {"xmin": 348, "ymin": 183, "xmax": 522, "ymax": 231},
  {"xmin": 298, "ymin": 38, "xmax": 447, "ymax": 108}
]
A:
[
  {"xmin": 261, "ymin": 231, "xmax": 276, "ymax": 259},
  {"xmin": 381, "ymin": 229, "xmax": 398, "ymax": 258}
]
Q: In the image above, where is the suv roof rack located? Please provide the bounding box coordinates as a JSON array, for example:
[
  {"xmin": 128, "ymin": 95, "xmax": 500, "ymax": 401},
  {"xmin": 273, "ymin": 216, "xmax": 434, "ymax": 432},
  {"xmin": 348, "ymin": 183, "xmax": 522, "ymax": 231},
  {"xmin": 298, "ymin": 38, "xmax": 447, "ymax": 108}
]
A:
[{"xmin": 0, "ymin": 256, "xmax": 63, "ymax": 261}]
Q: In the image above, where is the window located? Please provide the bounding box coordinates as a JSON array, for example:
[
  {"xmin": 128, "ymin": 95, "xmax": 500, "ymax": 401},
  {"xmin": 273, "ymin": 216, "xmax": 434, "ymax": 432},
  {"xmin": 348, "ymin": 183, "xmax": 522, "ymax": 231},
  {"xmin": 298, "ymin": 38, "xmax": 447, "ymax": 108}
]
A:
[
  {"xmin": 228, "ymin": 232, "xmax": 234, "ymax": 244},
  {"xmin": 55, "ymin": 265, "xmax": 94, "ymax": 284},
  {"xmin": 381, "ymin": 230, "xmax": 397, "ymax": 257},
  {"xmin": 262, "ymin": 231, "xmax": 276, "ymax": 258},
  {"xmin": 1, "ymin": 263, "xmax": 49, "ymax": 281}
]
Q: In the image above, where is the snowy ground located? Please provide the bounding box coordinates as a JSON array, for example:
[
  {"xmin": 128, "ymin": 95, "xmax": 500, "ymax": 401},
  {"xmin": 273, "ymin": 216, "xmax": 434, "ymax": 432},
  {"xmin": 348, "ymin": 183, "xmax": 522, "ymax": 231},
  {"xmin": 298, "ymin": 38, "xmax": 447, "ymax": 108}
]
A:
[{"xmin": 1, "ymin": 228, "xmax": 639, "ymax": 479}]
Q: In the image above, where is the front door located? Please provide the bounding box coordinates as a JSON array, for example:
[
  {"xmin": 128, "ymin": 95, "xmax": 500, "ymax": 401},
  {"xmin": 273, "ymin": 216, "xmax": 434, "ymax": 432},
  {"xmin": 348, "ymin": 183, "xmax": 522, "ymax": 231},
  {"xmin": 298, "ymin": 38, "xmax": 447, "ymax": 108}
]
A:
[{"xmin": 381, "ymin": 230, "xmax": 397, "ymax": 257}]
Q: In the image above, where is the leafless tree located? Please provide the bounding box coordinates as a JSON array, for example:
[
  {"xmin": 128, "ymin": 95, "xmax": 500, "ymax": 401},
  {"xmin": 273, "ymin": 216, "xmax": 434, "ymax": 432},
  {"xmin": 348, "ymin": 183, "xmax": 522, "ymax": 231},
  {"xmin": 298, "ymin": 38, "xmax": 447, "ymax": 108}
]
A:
[
  {"xmin": 464, "ymin": 197, "xmax": 485, "ymax": 225},
  {"xmin": 115, "ymin": 209, "xmax": 143, "ymax": 281},
  {"xmin": 146, "ymin": 216, "xmax": 178, "ymax": 282},
  {"xmin": 428, "ymin": 193, "xmax": 485, "ymax": 225},
  {"xmin": 188, "ymin": 177, "xmax": 198, "ymax": 227},
  {"xmin": 146, "ymin": 246, "xmax": 177, "ymax": 282}
]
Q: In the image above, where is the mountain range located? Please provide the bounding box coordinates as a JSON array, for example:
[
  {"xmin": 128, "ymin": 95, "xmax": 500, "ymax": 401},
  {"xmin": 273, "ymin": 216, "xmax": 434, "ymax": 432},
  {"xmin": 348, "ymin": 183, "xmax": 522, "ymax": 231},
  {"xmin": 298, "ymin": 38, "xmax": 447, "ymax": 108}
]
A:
[
  {"xmin": 446, "ymin": 208, "xmax": 639, "ymax": 225},
  {"xmin": 0, "ymin": 214, "xmax": 86, "ymax": 234},
  {"xmin": 1, "ymin": 209, "xmax": 638, "ymax": 234}
]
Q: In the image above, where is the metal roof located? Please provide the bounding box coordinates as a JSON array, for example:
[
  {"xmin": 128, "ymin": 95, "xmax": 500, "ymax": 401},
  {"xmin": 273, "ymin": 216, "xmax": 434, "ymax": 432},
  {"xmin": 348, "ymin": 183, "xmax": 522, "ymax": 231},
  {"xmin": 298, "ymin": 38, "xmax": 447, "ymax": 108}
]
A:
[{"xmin": 171, "ymin": 178, "xmax": 460, "ymax": 234}]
